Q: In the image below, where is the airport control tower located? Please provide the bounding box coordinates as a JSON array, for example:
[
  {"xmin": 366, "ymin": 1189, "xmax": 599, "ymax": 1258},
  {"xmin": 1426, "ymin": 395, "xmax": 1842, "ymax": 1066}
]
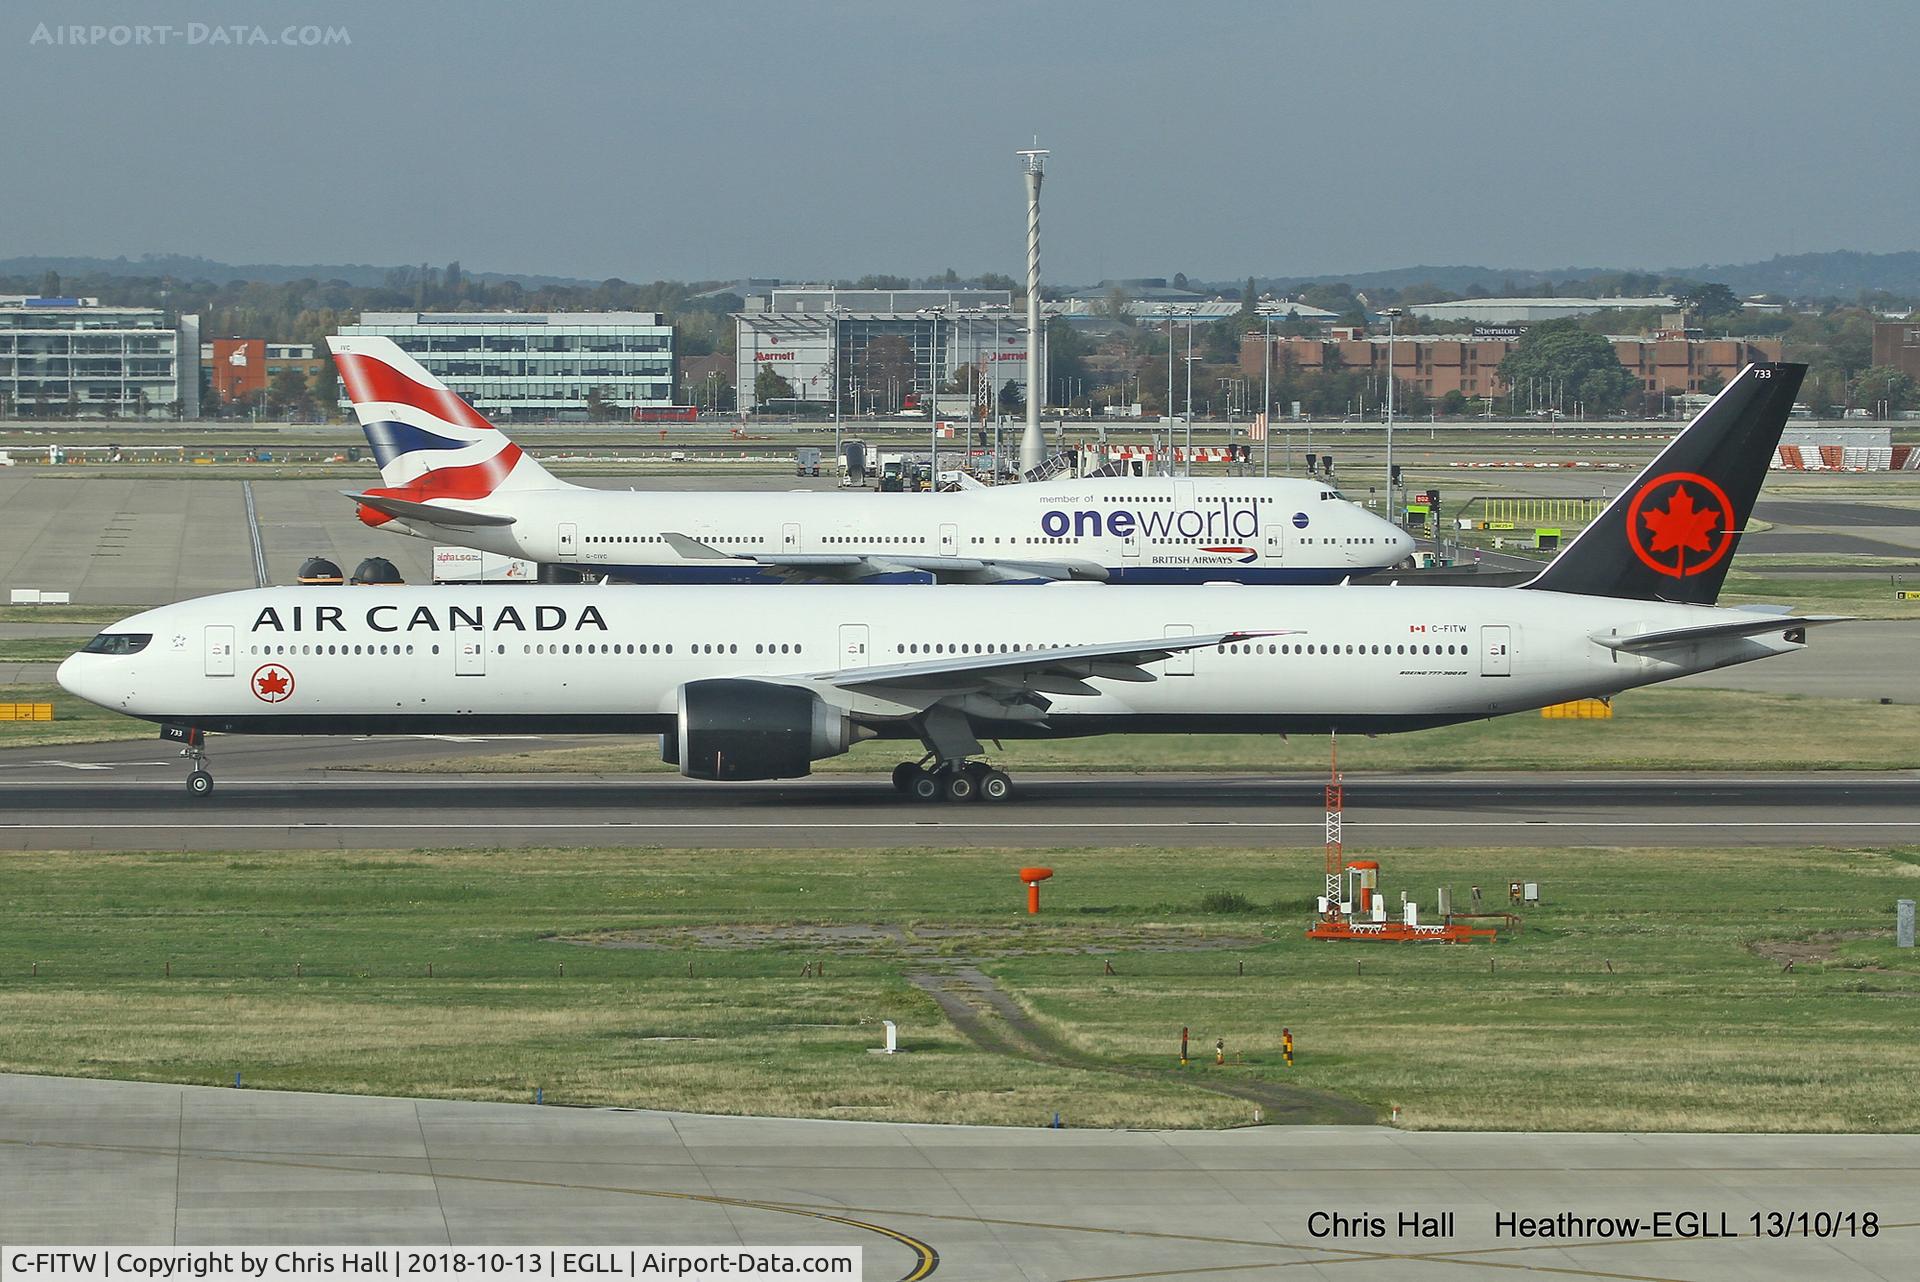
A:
[{"xmin": 1017, "ymin": 146, "xmax": 1047, "ymax": 477}]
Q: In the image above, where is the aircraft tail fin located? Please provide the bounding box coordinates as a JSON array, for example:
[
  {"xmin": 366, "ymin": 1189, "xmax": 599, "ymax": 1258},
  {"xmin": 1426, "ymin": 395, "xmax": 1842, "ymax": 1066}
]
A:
[
  {"xmin": 1520, "ymin": 361, "xmax": 1804, "ymax": 605},
  {"xmin": 326, "ymin": 336, "xmax": 563, "ymax": 526}
]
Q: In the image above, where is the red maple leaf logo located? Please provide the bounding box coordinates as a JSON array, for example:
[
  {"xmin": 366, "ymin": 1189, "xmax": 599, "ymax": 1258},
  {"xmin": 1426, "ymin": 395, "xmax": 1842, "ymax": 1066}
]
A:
[
  {"xmin": 1640, "ymin": 484, "xmax": 1722, "ymax": 556},
  {"xmin": 252, "ymin": 664, "xmax": 294, "ymax": 702}
]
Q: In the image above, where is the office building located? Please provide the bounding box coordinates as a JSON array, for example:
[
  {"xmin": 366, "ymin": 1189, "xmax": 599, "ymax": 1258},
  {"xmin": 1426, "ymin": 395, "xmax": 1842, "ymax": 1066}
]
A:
[
  {"xmin": 337, "ymin": 311, "xmax": 675, "ymax": 420},
  {"xmin": 0, "ymin": 296, "xmax": 199, "ymax": 418},
  {"xmin": 734, "ymin": 288, "xmax": 1035, "ymax": 413}
]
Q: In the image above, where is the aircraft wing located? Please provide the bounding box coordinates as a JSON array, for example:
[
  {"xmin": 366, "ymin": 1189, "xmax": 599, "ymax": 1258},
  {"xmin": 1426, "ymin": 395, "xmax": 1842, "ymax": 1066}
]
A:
[
  {"xmin": 661, "ymin": 531, "xmax": 1105, "ymax": 583},
  {"xmin": 814, "ymin": 630, "xmax": 1288, "ymax": 701},
  {"xmin": 1593, "ymin": 614, "xmax": 1849, "ymax": 653},
  {"xmin": 345, "ymin": 491, "xmax": 518, "ymax": 528}
]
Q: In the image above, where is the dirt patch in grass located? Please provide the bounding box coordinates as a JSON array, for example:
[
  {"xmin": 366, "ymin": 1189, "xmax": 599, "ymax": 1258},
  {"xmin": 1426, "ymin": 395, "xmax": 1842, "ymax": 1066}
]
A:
[
  {"xmin": 905, "ymin": 965, "xmax": 1371, "ymax": 1126},
  {"xmin": 1748, "ymin": 930, "xmax": 1891, "ymax": 970}
]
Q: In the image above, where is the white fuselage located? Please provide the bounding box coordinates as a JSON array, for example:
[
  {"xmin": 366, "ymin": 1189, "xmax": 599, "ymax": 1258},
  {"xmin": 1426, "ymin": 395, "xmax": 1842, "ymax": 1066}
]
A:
[
  {"xmin": 380, "ymin": 476, "xmax": 1414, "ymax": 584},
  {"xmin": 59, "ymin": 583, "xmax": 1801, "ymax": 743}
]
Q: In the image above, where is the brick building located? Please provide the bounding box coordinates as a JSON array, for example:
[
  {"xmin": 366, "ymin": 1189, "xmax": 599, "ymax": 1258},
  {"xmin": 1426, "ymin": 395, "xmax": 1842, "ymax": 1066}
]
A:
[
  {"xmin": 1241, "ymin": 332, "xmax": 1783, "ymax": 401},
  {"xmin": 1871, "ymin": 320, "xmax": 1920, "ymax": 380},
  {"xmin": 206, "ymin": 339, "xmax": 325, "ymax": 405}
]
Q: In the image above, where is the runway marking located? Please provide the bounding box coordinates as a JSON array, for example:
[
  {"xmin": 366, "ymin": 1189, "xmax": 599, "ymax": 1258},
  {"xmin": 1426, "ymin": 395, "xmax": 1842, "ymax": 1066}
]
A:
[
  {"xmin": 28, "ymin": 760, "xmax": 114, "ymax": 771},
  {"xmin": 242, "ymin": 479, "xmax": 269, "ymax": 588},
  {"xmin": 6, "ymin": 820, "xmax": 1920, "ymax": 832},
  {"xmin": 353, "ymin": 735, "xmax": 549, "ymax": 743}
]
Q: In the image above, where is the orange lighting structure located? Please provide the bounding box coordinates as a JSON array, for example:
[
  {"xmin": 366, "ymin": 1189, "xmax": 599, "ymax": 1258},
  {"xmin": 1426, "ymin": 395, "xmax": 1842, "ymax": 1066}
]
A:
[
  {"xmin": 1020, "ymin": 866, "xmax": 1054, "ymax": 914},
  {"xmin": 1306, "ymin": 734, "xmax": 1495, "ymax": 944}
]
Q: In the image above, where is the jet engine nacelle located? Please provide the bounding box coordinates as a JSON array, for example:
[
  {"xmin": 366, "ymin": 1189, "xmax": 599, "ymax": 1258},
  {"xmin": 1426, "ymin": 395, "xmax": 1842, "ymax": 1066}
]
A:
[{"xmin": 672, "ymin": 678, "xmax": 865, "ymax": 781}]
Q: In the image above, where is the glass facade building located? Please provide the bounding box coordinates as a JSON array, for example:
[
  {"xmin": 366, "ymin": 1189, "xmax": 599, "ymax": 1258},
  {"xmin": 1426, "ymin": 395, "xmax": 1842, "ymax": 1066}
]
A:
[
  {"xmin": 734, "ymin": 289, "xmax": 1033, "ymax": 414},
  {"xmin": 0, "ymin": 297, "xmax": 199, "ymax": 419},
  {"xmin": 339, "ymin": 311, "xmax": 675, "ymax": 421}
]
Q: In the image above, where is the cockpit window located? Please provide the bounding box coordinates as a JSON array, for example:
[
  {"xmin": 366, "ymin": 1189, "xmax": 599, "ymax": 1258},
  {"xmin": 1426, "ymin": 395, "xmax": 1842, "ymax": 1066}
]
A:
[{"xmin": 81, "ymin": 632, "xmax": 151, "ymax": 656}]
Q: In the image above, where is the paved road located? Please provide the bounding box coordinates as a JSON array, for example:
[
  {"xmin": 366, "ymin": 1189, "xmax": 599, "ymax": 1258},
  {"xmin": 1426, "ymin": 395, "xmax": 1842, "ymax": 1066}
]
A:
[
  {"xmin": 1, "ymin": 733, "xmax": 1915, "ymax": 850},
  {"xmin": 1, "ymin": 1075, "xmax": 1909, "ymax": 1280}
]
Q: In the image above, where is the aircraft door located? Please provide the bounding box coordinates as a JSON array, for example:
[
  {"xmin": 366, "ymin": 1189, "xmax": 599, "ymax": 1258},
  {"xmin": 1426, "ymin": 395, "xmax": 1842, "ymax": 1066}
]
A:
[
  {"xmin": 559, "ymin": 523, "xmax": 578, "ymax": 557},
  {"xmin": 1262, "ymin": 520, "xmax": 1286, "ymax": 563},
  {"xmin": 1480, "ymin": 625, "xmax": 1512, "ymax": 677},
  {"xmin": 1122, "ymin": 525, "xmax": 1140, "ymax": 558},
  {"xmin": 939, "ymin": 523, "xmax": 958, "ymax": 556},
  {"xmin": 455, "ymin": 630, "xmax": 486, "ymax": 676},
  {"xmin": 203, "ymin": 625, "xmax": 235, "ymax": 677},
  {"xmin": 1163, "ymin": 623, "xmax": 1195, "ymax": 676},
  {"xmin": 783, "ymin": 522, "xmax": 801, "ymax": 551},
  {"xmin": 838, "ymin": 623, "xmax": 870, "ymax": 669}
]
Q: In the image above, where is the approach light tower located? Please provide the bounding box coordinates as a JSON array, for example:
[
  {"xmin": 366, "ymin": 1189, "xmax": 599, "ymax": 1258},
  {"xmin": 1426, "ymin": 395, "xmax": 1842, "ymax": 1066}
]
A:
[{"xmin": 1018, "ymin": 145, "xmax": 1048, "ymax": 477}]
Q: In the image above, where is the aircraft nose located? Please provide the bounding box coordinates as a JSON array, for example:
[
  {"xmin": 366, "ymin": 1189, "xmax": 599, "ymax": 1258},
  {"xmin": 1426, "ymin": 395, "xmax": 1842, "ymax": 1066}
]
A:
[{"xmin": 56, "ymin": 651, "xmax": 114, "ymax": 709}]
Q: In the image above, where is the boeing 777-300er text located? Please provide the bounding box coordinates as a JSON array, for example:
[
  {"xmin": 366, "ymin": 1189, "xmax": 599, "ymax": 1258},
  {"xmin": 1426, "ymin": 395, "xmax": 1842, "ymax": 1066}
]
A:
[
  {"xmin": 326, "ymin": 335, "xmax": 1413, "ymax": 584},
  {"xmin": 62, "ymin": 363, "xmax": 1831, "ymax": 802}
]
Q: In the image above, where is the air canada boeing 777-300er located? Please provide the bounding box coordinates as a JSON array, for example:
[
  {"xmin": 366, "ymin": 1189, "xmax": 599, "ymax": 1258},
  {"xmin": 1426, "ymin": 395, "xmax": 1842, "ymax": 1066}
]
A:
[
  {"xmin": 62, "ymin": 363, "xmax": 1832, "ymax": 802},
  {"xmin": 326, "ymin": 335, "xmax": 1413, "ymax": 584}
]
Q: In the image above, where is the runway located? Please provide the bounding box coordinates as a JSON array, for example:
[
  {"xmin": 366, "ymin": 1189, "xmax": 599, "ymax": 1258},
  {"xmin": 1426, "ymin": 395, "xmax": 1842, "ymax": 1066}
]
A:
[
  {"xmin": 3, "ymin": 1074, "xmax": 1912, "ymax": 1281},
  {"xmin": 2, "ymin": 734, "xmax": 1915, "ymax": 850}
]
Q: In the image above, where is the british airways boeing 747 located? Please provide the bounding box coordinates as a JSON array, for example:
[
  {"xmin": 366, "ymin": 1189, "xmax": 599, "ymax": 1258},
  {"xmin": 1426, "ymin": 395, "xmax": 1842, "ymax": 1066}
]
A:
[{"xmin": 327, "ymin": 336, "xmax": 1413, "ymax": 585}]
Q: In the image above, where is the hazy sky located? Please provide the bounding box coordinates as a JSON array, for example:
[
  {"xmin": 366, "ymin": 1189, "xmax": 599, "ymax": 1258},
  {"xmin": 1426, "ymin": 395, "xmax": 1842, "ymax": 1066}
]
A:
[{"xmin": 5, "ymin": 0, "xmax": 1915, "ymax": 284}]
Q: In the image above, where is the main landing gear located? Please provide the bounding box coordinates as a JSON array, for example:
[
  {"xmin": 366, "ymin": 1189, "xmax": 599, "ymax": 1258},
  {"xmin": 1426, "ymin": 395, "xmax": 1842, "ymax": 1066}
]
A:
[{"xmin": 891, "ymin": 758, "xmax": 1014, "ymax": 803}]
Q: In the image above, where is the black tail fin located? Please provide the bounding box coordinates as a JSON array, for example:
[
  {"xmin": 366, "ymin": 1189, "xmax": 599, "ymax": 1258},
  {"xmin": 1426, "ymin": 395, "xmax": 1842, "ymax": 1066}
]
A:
[{"xmin": 1521, "ymin": 361, "xmax": 1804, "ymax": 605}]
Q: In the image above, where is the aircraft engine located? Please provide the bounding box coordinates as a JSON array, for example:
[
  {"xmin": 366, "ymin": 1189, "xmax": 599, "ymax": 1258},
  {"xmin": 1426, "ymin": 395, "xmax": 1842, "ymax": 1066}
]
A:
[{"xmin": 671, "ymin": 679, "xmax": 867, "ymax": 781}]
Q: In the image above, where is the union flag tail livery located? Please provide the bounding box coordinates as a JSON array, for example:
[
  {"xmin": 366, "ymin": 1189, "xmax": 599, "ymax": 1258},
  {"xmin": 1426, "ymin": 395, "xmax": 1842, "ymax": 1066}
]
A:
[
  {"xmin": 328, "ymin": 336, "xmax": 563, "ymax": 528},
  {"xmin": 1523, "ymin": 362, "xmax": 1805, "ymax": 606}
]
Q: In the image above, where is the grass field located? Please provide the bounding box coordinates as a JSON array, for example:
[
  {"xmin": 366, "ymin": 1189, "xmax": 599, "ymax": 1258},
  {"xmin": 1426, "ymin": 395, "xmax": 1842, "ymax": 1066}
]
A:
[
  {"xmin": 0, "ymin": 683, "xmax": 156, "ymax": 747},
  {"xmin": 0, "ymin": 844, "xmax": 1913, "ymax": 1132},
  {"xmin": 1721, "ymin": 571, "xmax": 1920, "ymax": 619},
  {"xmin": 380, "ymin": 686, "xmax": 1920, "ymax": 776},
  {"xmin": 0, "ymin": 638, "xmax": 85, "ymax": 662},
  {"xmin": 0, "ymin": 606, "xmax": 127, "ymax": 625}
]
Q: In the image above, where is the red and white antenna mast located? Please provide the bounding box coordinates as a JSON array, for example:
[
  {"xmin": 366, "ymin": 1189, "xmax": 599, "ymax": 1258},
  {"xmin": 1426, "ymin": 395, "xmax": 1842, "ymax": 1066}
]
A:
[{"xmin": 1324, "ymin": 731, "xmax": 1344, "ymax": 923}]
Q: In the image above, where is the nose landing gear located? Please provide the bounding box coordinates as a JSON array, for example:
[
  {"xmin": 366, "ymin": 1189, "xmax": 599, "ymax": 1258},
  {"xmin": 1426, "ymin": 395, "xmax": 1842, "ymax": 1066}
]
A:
[
  {"xmin": 891, "ymin": 758, "xmax": 1015, "ymax": 803},
  {"xmin": 164, "ymin": 725, "xmax": 214, "ymax": 797}
]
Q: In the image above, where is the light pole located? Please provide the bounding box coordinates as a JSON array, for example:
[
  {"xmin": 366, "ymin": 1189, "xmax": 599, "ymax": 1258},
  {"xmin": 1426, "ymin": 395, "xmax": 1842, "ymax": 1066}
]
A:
[
  {"xmin": 923, "ymin": 309, "xmax": 942, "ymax": 483},
  {"xmin": 831, "ymin": 307, "xmax": 843, "ymax": 476},
  {"xmin": 1262, "ymin": 312, "xmax": 1275, "ymax": 477},
  {"xmin": 1184, "ymin": 320, "xmax": 1196, "ymax": 476},
  {"xmin": 1165, "ymin": 316, "xmax": 1175, "ymax": 428},
  {"xmin": 1381, "ymin": 307, "xmax": 1402, "ymax": 520}
]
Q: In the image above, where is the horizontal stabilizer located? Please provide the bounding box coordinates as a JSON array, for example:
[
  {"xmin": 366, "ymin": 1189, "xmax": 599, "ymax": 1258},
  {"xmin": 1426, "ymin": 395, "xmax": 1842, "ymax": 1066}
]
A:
[
  {"xmin": 1594, "ymin": 614, "xmax": 1848, "ymax": 652},
  {"xmin": 345, "ymin": 491, "xmax": 517, "ymax": 527}
]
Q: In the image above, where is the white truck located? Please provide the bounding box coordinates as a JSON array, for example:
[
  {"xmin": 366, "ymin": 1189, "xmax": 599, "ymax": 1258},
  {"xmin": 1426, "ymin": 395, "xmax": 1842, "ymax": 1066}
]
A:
[{"xmin": 431, "ymin": 546, "xmax": 538, "ymax": 583}]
